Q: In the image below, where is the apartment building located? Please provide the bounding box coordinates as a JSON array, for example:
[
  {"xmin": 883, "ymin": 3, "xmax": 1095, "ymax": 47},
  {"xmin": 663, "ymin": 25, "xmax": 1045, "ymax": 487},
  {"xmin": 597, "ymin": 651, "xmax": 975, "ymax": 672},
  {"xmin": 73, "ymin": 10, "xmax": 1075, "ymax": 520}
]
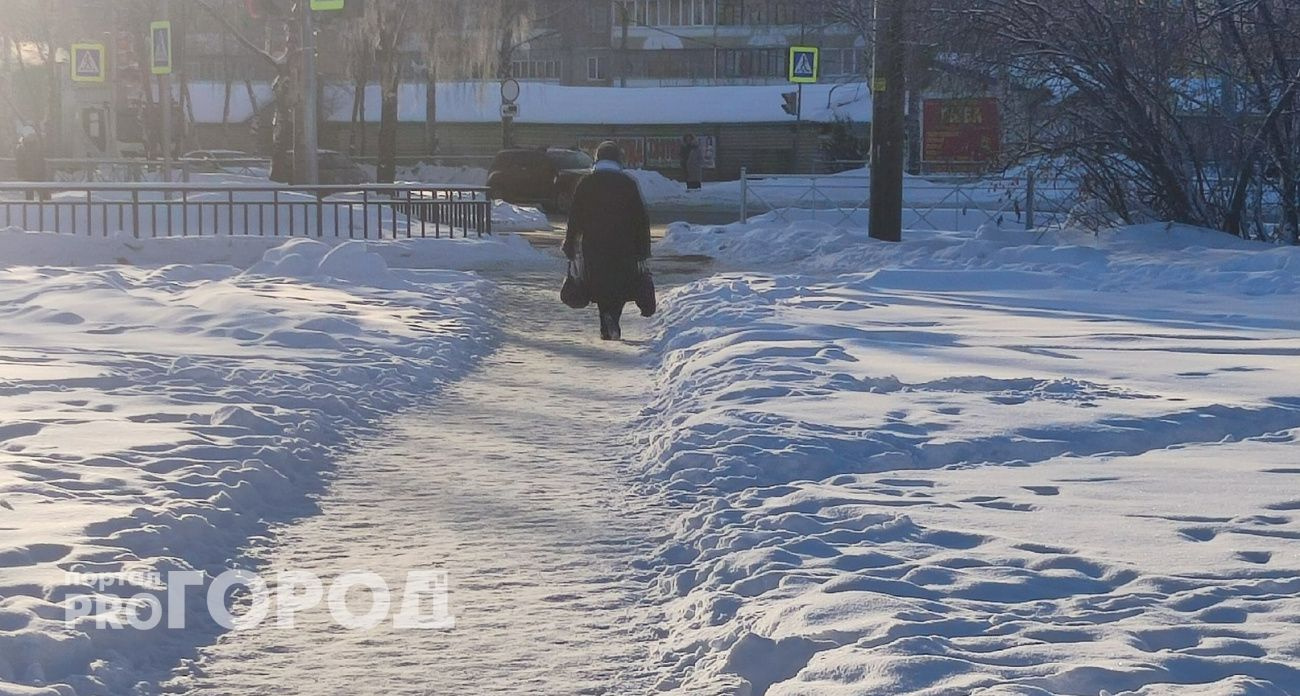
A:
[{"xmin": 510, "ymin": 0, "xmax": 867, "ymax": 86}]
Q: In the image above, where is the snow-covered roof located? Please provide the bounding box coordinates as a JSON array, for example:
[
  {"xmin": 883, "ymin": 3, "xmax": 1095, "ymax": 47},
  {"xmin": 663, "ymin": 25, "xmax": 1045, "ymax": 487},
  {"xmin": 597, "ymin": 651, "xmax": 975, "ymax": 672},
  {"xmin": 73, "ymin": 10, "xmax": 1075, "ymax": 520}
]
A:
[
  {"xmin": 185, "ymin": 80, "xmax": 871, "ymax": 126},
  {"xmin": 319, "ymin": 81, "xmax": 873, "ymax": 125},
  {"xmin": 176, "ymin": 82, "xmax": 274, "ymax": 124}
]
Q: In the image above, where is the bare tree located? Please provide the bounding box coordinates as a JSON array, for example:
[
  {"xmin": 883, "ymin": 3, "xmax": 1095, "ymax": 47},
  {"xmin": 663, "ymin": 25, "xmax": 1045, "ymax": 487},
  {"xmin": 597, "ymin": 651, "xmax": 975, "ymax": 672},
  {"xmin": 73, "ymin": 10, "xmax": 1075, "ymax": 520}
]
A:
[
  {"xmin": 961, "ymin": 0, "xmax": 1299, "ymax": 242},
  {"xmin": 354, "ymin": 0, "xmax": 531, "ymax": 182},
  {"xmin": 196, "ymin": 0, "xmax": 299, "ymax": 181}
]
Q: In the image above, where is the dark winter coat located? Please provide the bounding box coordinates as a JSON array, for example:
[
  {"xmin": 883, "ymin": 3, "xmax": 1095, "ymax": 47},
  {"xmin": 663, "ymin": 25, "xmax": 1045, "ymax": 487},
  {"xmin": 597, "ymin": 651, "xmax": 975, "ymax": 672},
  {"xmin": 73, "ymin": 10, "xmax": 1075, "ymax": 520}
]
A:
[
  {"xmin": 563, "ymin": 168, "xmax": 651, "ymax": 307},
  {"xmin": 682, "ymin": 142, "xmax": 704, "ymax": 183},
  {"xmin": 15, "ymin": 135, "xmax": 48, "ymax": 182}
]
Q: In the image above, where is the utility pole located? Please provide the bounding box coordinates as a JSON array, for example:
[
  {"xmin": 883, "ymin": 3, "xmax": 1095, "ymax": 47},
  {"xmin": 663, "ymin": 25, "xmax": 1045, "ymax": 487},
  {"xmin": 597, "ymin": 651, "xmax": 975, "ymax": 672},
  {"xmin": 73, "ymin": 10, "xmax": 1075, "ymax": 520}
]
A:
[
  {"xmin": 499, "ymin": 30, "xmax": 514, "ymax": 149},
  {"xmin": 105, "ymin": 4, "xmax": 119, "ymax": 157},
  {"xmin": 161, "ymin": 0, "xmax": 173, "ymax": 182},
  {"xmin": 619, "ymin": 3, "xmax": 629, "ymax": 88},
  {"xmin": 868, "ymin": 0, "xmax": 905, "ymax": 242},
  {"xmin": 300, "ymin": 1, "xmax": 320, "ymax": 185},
  {"xmin": 794, "ymin": 21, "xmax": 804, "ymax": 174}
]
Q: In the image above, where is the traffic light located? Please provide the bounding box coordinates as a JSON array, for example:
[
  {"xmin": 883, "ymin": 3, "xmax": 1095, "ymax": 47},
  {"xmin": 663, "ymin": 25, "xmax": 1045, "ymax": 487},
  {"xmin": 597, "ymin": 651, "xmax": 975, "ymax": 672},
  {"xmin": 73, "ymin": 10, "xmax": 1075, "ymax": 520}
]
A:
[{"xmin": 781, "ymin": 90, "xmax": 799, "ymax": 117}]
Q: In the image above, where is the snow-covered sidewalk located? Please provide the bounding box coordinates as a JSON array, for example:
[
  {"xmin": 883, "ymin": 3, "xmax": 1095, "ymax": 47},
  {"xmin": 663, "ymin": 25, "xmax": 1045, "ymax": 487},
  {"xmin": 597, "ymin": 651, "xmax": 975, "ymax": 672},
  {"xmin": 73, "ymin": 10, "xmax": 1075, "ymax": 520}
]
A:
[{"xmin": 164, "ymin": 272, "xmax": 669, "ymax": 695}]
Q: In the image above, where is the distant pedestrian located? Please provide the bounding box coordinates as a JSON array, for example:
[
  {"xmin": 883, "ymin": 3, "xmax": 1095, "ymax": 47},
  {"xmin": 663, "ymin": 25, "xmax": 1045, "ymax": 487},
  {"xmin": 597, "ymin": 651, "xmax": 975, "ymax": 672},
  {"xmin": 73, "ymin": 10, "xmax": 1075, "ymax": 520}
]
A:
[
  {"xmin": 14, "ymin": 126, "xmax": 49, "ymax": 201},
  {"xmin": 679, "ymin": 134, "xmax": 703, "ymax": 191},
  {"xmin": 563, "ymin": 141, "xmax": 652, "ymax": 341}
]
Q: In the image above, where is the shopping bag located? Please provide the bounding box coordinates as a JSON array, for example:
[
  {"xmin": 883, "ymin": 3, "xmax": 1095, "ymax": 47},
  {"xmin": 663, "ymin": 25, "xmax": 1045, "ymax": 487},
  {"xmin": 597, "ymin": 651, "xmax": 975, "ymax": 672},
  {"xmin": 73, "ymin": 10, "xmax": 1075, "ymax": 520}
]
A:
[
  {"xmin": 634, "ymin": 265, "xmax": 656, "ymax": 317},
  {"xmin": 561, "ymin": 259, "xmax": 590, "ymax": 309}
]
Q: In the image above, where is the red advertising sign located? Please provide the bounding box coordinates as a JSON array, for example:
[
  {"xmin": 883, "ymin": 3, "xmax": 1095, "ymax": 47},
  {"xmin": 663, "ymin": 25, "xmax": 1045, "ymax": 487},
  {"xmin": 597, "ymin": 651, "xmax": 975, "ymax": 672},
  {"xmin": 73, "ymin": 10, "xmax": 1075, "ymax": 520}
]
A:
[
  {"xmin": 577, "ymin": 135, "xmax": 716, "ymax": 171},
  {"xmin": 922, "ymin": 98, "xmax": 1001, "ymax": 169}
]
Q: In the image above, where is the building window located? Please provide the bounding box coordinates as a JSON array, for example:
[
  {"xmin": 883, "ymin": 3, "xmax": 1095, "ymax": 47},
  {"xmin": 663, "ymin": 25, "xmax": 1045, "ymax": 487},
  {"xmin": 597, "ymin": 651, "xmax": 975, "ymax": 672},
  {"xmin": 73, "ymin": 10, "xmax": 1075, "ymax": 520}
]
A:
[
  {"xmin": 587, "ymin": 56, "xmax": 605, "ymax": 81},
  {"xmin": 511, "ymin": 57, "xmax": 562, "ymax": 80},
  {"xmin": 590, "ymin": 2, "xmax": 610, "ymax": 31},
  {"xmin": 719, "ymin": 0, "xmax": 744, "ymax": 25},
  {"xmin": 717, "ymin": 47, "xmax": 788, "ymax": 78},
  {"xmin": 821, "ymin": 48, "xmax": 863, "ymax": 77},
  {"xmin": 619, "ymin": 0, "xmax": 713, "ymax": 27}
]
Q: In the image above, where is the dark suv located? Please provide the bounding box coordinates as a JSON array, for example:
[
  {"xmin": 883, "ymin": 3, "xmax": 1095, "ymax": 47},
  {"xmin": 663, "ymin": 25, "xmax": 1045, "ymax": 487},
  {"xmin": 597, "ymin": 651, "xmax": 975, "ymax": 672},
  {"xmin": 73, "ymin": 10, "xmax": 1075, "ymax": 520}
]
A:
[{"xmin": 487, "ymin": 148, "xmax": 593, "ymax": 213}]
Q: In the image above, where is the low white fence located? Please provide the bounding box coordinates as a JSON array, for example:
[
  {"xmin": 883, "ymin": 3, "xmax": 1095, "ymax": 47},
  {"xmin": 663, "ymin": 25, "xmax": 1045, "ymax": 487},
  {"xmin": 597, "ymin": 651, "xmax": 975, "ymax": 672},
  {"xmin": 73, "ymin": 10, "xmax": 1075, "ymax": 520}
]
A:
[{"xmin": 738, "ymin": 168, "xmax": 1084, "ymax": 231}]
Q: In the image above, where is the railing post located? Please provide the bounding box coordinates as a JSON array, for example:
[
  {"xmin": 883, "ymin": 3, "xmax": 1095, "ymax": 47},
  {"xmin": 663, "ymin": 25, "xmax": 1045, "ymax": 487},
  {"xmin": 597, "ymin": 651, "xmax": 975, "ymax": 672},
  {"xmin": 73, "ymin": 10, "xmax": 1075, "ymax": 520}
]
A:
[
  {"xmin": 740, "ymin": 167, "xmax": 749, "ymax": 224},
  {"xmin": 1025, "ymin": 170, "xmax": 1037, "ymax": 230}
]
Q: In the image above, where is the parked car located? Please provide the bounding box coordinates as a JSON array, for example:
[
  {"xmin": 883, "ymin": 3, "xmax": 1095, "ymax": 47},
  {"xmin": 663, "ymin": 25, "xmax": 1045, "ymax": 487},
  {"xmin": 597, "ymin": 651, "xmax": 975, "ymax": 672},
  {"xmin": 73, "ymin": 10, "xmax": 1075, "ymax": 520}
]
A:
[
  {"xmin": 271, "ymin": 150, "xmax": 369, "ymax": 186},
  {"xmin": 181, "ymin": 150, "xmax": 270, "ymax": 177},
  {"xmin": 487, "ymin": 147, "xmax": 593, "ymax": 213}
]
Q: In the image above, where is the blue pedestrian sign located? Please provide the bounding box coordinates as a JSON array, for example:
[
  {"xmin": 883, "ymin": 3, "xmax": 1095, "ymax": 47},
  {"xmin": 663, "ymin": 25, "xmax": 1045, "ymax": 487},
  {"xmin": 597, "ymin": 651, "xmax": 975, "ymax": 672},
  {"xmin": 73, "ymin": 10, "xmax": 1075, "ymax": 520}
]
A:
[
  {"xmin": 788, "ymin": 46, "xmax": 819, "ymax": 84},
  {"xmin": 71, "ymin": 43, "xmax": 106, "ymax": 83},
  {"xmin": 151, "ymin": 21, "xmax": 172, "ymax": 75}
]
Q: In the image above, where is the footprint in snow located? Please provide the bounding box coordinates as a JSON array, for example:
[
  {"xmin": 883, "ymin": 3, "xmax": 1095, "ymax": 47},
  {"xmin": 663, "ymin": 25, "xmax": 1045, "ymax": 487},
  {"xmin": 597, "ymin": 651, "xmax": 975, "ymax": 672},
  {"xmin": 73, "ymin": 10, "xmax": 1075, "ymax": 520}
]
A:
[
  {"xmin": 1235, "ymin": 551, "xmax": 1272, "ymax": 564},
  {"xmin": 1178, "ymin": 527, "xmax": 1218, "ymax": 542},
  {"xmin": 1022, "ymin": 486, "xmax": 1060, "ymax": 496}
]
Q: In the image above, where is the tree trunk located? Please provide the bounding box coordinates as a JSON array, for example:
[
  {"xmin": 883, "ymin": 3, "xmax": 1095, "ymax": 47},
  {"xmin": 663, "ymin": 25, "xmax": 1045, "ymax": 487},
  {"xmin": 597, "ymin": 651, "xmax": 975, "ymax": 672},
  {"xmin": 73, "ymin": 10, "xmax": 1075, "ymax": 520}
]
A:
[
  {"xmin": 350, "ymin": 76, "xmax": 362, "ymax": 154},
  {"xmin": 42, "ymin": 22, "xmax": 61, "ymax": 155},
  {"xmin": 349, "ymin": 47, "xmax": 368, "ymax": 157},
  {"xmin": 376, "ymin": 34, "xmax": 399, "ymax": 183},
  {"xmin": 425, "ymin": 39, "xmax": 438, "ymax": 156},
  {"xmin": 221, "ymin": 33, "xmax": 233, "ymax": 139},
  {"xmin": 377, "ymin": 69, "xmax": 399, "ymax": 183},
  {"xmin": 269, "ymin": 72, "xmax": 295, "ymax": 183},
  {"xmin": 357, "ymin": 76, "xmax": 368, "ymax": 157}
]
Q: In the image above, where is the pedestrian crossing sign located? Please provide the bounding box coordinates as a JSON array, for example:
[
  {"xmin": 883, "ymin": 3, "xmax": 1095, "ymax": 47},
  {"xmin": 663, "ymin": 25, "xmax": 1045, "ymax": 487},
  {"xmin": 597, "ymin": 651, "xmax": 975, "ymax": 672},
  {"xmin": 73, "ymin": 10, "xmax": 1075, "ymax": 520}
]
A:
[
  {"xmin": 788, "ymin": 46, "xmax": 819, "ymax": 84},
  {"xmin": 151, "ymin": 21, "xmax": 173, "ymax": 75},
  {"xmin": 71, "ymin": 43, "xmax": 106, "ymax": 83}
]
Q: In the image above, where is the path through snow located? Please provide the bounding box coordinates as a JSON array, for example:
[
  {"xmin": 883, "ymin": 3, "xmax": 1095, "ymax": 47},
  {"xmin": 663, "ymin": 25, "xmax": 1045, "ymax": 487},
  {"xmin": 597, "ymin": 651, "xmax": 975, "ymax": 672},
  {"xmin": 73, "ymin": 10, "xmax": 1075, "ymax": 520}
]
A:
[{"xmin": 166, "ymin": 271, "xmax": 674, "ymax": 695}]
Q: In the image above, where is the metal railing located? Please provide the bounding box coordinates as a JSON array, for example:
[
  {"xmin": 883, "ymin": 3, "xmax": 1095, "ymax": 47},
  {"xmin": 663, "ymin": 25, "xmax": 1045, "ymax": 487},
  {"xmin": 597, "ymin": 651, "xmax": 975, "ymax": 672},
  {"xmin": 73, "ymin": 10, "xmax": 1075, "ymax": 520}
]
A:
[
  {"xmin": 0, "ymin": 157, "xmax": 277, "ymax": 183},
  {"xmin": 0, "ymin": 183, "xmax": 492, "ymax": 239},
  {"xmin": 738, "ymin": 167, "xmax": 1082, "ymax": 231}
]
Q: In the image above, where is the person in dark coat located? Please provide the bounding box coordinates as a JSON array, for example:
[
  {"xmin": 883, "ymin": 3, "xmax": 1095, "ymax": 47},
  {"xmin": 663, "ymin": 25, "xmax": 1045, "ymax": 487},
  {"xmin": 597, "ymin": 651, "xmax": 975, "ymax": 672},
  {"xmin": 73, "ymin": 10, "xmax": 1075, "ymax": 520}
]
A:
[
  {"xmin": 679, "ymin": 134, "xmax": 703, "ymax": 191},
  {"xmin": 563, "ymin": 141, "xmax": 652, "ymax": 341},
  {"xmin": 14, "ymin": 127, "xmax": 49, "ymax": 201}
]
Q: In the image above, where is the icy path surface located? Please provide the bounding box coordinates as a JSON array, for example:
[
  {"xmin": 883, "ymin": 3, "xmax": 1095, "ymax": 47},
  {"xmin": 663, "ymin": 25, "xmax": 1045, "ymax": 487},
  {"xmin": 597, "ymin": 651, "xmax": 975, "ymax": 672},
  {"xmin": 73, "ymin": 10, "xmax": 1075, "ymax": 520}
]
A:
[{"xmin": 170, "ymin": 273, "xmax": 666, "ymax": 695}]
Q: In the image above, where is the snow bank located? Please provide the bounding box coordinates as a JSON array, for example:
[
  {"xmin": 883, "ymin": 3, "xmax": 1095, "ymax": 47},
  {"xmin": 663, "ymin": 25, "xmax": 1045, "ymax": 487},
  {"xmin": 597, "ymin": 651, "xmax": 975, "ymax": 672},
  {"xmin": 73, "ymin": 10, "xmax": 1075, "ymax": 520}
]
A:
[
  {"xmin": 490, "ymin": 201, "xmax": 552, "ymax": 233},
  {"xmin": 625, "ymin": 168, "xmax": 691, "ymax": 201},
  {"xmin": 658, "ymin": 220, "xmax": 1299, "ymax": 296},
  {"xmin": 633, "ymin": 168, "xmax": 1035, "ymax": 210},
  {"xmin": 400, "ymin": 163, "xmax": 489, "ymax": 186},
  {"xmin": 354, "ymin": 163, "xmax": 490, "ymax": 187},
  {"xmin": 0, "ymin": 242, "xmax": 495, "ymax": 694},
  {"xmin": 640, "ymin": 266, "xmax": 1300, "ymax": 694},
  {"xmin": 0, "ymin": 227, "xmax": 548, "ymax": 272}
]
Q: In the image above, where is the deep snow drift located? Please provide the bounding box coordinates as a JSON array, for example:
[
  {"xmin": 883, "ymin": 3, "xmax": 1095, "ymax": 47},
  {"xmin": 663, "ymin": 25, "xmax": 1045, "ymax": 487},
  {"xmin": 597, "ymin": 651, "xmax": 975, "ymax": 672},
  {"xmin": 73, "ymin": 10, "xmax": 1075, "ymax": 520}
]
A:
[
  {"xmin": 639, "ymin": 222, "xmax": 1300, "ymax": 694},
  {"xmin": 0, "ymin": 238, "xmax": 504, "ymax": 695}
]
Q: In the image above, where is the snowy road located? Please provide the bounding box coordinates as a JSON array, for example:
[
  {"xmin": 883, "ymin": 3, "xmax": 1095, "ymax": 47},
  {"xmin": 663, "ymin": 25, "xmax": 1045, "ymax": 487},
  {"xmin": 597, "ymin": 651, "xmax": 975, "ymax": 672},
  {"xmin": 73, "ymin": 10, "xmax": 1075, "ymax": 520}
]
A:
[{"xmin": 168, "ymin": 271, "xmax": 677, "ymax": 695}]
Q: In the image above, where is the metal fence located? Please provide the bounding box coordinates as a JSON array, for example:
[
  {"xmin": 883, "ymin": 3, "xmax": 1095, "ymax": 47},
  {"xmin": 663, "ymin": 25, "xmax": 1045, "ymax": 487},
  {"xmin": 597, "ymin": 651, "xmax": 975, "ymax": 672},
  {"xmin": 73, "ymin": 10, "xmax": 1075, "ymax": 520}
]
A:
[
  {"xmin": 738, "ymin": 167, "xmax": 1084, "ymax": 231},
  {"xmin": 0, "ymin": 157, "xmax": 275, "ymax": 183},
  {"xmin": 0, "ymin": 183, "xmax": 492, "ymax": 239}
]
